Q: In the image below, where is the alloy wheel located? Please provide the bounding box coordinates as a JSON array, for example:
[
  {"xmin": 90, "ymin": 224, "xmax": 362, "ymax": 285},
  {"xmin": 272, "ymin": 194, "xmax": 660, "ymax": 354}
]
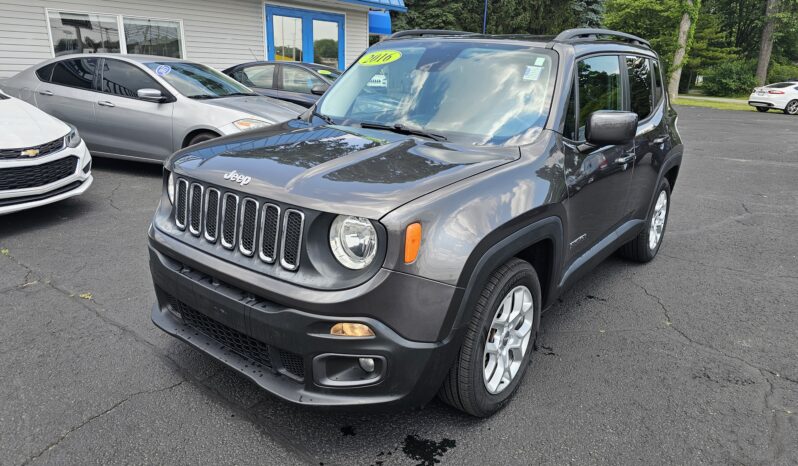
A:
[
  {"xmin": 482, "ymin": 285, "xmax": 534, "ymax": 394},
  {"xmin": 649, "ymin": 190, "xmax": 668, "ymax": 251},
  {"xmin": 786, "ymin": 100, "xmax": 798, "ymax": 115}
]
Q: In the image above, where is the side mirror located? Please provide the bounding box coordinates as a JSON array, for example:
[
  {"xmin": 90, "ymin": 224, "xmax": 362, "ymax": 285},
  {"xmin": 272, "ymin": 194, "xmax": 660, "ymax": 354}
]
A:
[
  {"xmin": 584, "ymin": 111, "xmax": 638, "ymax": 147},
  {"xmin": 311, "ymin": 84, "xmax": 329, "ymax": 96},
  {"xmin": 137, "ymin": 88, "xmax": 166, "ymax": 103}
]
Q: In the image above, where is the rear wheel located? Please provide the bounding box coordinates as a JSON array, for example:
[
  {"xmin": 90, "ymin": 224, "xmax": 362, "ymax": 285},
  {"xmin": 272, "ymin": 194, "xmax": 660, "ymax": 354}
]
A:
[
  {"xmin": 756, "ymin": 107, "xmax": 769, "ymax": 113},
  {"xmin": 438, "ymin": 258, "xmax": 541, "ymax": 417},
  {"xmin": 784, "ymin": 100, "xmax": 798, "ymax": 115},
  {"xmin": 618, "ymin": 178, "xmax": 671, "ymax": 263}
]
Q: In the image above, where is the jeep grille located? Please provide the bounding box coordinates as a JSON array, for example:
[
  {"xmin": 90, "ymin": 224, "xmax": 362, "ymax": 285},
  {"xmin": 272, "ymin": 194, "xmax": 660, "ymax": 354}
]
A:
[{"xmin": 173, "ymin": 177, "xmax": 305, "ymax": 271}]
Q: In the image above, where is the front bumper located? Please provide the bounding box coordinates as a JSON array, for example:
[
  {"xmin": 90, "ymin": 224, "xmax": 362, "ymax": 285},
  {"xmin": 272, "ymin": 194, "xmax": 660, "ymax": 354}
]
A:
[
  {"xmin": 0, "ymin": 141, "xmax": 93, "ymax": 215},
  {"xmin": 149, "ymin": 228, "xmax": 464, "ymax": 409}
]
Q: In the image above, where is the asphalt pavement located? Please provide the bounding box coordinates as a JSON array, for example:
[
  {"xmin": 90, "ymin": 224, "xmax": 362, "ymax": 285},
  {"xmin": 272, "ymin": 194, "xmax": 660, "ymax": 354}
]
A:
[{"xmin": 1, "ymin": 106, "xmax": 796, "ymax": 465}]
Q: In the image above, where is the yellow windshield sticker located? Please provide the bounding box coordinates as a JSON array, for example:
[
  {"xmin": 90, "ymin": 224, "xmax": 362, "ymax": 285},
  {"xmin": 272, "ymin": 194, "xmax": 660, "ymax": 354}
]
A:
[
  {"xmin": 358, "ymin": 50, "xmax": 402, "ymax": 66},
  {"xmin": 318, "ymin": 69, "xmax": 332, "ymax": 75}
]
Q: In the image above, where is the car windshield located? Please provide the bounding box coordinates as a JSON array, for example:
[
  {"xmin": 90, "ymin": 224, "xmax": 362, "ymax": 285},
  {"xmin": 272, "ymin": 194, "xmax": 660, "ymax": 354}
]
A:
[
  {"xmin": 146, "ymin": 62, "xmax": 256, "ymax": 99},
  {"xmin": 317, "ymin": 40, "xmax": 557, "ymax": 146},
  {"xmin": 308, "ymin": 65, "xmax": 341, "ymax": 80}
]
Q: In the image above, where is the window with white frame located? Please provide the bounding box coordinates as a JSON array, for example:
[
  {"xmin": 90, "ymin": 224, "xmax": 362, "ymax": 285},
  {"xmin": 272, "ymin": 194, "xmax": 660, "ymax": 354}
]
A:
[{"xmin": 47, "ymin": 10, "xmax": 183, "ymax": 58}]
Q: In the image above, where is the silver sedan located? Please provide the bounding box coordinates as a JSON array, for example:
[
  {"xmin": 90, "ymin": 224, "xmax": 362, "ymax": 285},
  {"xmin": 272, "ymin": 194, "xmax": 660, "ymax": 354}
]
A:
[{"xmin": 2, "ymin": 54, "xmax": 304, "ymax": 163}]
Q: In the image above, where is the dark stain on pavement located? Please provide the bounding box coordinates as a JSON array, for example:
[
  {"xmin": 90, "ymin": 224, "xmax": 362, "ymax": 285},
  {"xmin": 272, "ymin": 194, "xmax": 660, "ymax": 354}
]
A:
[
  {"xmin": 402, "ymin": 434, "xmax": 456, "ymax": 465},
  {"xmin": 341, "ymin": 425, "xmax": 356, "ymax": 436}
]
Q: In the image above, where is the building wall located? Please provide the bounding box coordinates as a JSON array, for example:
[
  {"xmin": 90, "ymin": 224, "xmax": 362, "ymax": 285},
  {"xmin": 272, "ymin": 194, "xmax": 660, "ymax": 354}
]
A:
[{"xmin": 0, "ymin": 0, "xmax": 371, "ymax": 79}]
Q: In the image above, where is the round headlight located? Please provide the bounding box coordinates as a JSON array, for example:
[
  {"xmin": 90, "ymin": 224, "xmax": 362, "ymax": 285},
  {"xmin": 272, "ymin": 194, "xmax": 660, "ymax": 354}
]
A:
[
  {"xmin": 329, "ymin": 215, "xmax": 378, "ymax": 270},
  {"xmin": 167, "ymin": 172, "xmax": 175, "ymax": 204}
]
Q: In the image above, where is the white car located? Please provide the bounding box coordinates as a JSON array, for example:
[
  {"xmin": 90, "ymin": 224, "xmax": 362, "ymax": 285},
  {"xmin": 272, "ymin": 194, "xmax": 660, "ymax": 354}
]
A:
[
  {"xmin": 0, "ymin": 90, "xmax": 92, "ymax": 215},
  {"xmin": 748, "ymin": 81, "xmax": 798, "ymax": 114}
]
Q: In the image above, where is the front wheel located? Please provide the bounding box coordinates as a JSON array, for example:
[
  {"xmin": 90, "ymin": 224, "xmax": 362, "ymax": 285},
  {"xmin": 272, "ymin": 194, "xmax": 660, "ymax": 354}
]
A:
[
  {"xmin": 438, "ymin": 258, "xmax": 541, "ymax": 417},
  {"xmin": 784, "ymin": 100, "xmax": 798, "ymax": 115},
  {"xmin": 618, "ymin": 178, "xmax": 671, "ymax": 262}
]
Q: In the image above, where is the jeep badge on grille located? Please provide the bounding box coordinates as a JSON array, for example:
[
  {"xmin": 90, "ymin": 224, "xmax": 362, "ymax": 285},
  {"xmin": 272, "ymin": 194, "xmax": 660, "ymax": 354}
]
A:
[{"xmin": 223, "ymin": 170, "xmax": 251, "ymax": 186}]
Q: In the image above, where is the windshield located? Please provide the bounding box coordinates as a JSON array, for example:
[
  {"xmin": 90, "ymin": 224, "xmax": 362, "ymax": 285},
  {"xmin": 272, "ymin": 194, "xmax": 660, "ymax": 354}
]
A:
[
  {"xmin": 146, "ymin": 62, "xmax": 255, "ymax": 99},
  {"xmin": 318, "ymin": 40, "xmax": 557, "ymax": 146},
  {"xmin": 308, "ymin": 65, "xmax": 341, "ymax": 80}
]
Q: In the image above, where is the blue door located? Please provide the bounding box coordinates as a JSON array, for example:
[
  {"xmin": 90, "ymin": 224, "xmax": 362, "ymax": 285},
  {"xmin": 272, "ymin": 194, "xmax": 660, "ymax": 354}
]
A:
[{"xmin": 265, "ymin": 5, "xmax": 346, "ymax": 70}]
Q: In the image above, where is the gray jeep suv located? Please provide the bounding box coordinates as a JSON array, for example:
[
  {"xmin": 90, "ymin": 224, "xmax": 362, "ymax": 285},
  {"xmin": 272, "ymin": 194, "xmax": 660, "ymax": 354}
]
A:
[{"xmin": 148, "ymin": 29, "xmax": 683, "ymax": 417}]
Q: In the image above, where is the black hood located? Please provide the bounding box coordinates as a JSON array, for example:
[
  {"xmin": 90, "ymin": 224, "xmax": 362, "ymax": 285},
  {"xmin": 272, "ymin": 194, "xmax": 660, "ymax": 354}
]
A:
[{"xmin": 169, "ymin": 122, "xmax": 520, "ymax": 218}]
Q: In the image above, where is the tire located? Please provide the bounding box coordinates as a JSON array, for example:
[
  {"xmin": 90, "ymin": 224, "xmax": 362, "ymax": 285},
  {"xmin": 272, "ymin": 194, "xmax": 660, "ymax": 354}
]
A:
[
  {"xmin": 618, "ymin": 178, "xmax": 671, "ymax": 262},
  {"xmin": 784, "ymin": 100, "xmax": 798, "ymax": 115},
  {"xmin": 186, "ymin": 131, "xmax": 219, "ymax": 147},
  {"xmin": 438, "ymin": 258, "xmax": 541, "ymax": 417},
  {"xmin": 756, "ymin": 107, "xmax": 769, "ymax": 113}
]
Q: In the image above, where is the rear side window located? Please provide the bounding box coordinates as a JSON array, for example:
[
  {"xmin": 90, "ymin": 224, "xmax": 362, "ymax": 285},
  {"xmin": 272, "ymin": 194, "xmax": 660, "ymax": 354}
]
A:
[
  {"xmin": 51, "ymin": 58, "xmax": 98, "ymax": 90},
  {"xmin": 101, "ymin": 59, "xmax": 163, "ymax": 98},
  {"xmin": 235, "ymin": 65, "xmax": 275, "ymax": 88},
  {"xmin": 576, "ymin": 55, "xmax": 622, "ymax": 140},
  {"xmin": 36, "ymin": 63, "xmax": 56, "ymax": 82},
  {"xmin": 626, "ymin": 56, "xmax": 653, "ymax": 119},
  {"xmin": 652, "ymin": 60, "xmax": 664, "ymax": 104}
]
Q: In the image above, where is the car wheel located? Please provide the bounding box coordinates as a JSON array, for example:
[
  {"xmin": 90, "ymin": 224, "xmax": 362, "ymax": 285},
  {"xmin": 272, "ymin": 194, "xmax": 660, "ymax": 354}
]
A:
[
  {"xmin": 756, "ymin": 107, "xmax": 769, "ymax": 113},
  {"xmin": 784, "ymin": 100, "xmax": 798, "ymax": 115},
  {"xmin": 618, "ymin": 178, "xmax": 671, "ymax": 263},
  {"xmin": 438, "ymin": 258, "xmax": 541, "ymax": 417},
  {"xmin": 186, "ymin": 131, "xmax": 219, "ymax": 147}
]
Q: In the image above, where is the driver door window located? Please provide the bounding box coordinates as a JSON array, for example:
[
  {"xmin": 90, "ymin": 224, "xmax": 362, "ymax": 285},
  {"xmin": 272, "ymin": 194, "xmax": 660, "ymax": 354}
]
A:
[
  {"xmin": 576, "ymin": 55, "xmax": 622, "ymax": 140},
  {"xmin": 235, "ymin": 65, "xmax": 276, "ymax": 89},
  {"xmin": 281, "ymin": 66, "xmax": 324, "ymax": 94},
  {"xmin": 101, "ymin": 59, "xmax": 164, "ymax": 99}
]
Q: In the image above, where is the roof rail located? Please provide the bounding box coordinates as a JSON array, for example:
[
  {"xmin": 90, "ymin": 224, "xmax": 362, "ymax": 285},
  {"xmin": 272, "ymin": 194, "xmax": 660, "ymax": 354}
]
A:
[
  {"xmin": 389, "ymin": 29, "xmax": 476, "ymax": 39},
  {"xmin": 554, "ymin": 28, "xmax": 651, "ymax": 48}
]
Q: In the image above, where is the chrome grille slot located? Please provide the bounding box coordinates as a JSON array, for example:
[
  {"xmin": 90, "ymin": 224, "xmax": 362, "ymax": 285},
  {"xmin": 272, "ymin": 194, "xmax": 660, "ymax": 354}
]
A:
[
  {"xmin": 238, "ymin": 198, "xmax": 259, "ymax": 257},
  {"xmin": 204, "ymin": 188, "xmax": 220, "ymax": 243},
  {"xmin": 175, "ymin": 178, "xmax": 189, "ymax": 230},
  {"xmin": 280, "ymin": 209, "xmax": 304, "ymax": 271},
  {"xmin": 220, "ymin": 193, "xmax": 239, "ymax": 250},
  {"xmin": 259, "ymin": 204, "xmax": 280, "ymax": 263},
  {"xmin": 188, "ymin": 183, "xmax": 203, "ymax": 236}
]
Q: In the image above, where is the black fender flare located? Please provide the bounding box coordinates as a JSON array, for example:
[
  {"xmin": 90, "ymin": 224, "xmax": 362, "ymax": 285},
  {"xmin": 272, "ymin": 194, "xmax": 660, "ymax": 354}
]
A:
[{"xmin": 441, "ymin": 216, "xmax": 564, "ymax": 341}]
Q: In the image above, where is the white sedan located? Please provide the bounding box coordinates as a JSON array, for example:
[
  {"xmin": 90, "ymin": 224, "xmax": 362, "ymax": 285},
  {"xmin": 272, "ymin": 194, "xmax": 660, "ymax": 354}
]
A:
[
  {"xmin": 0, "ymin": 90, "xmax": 93, "ymax": 215},
  {"xmin": 748, "ymin": 81, "xmax": 798, "ymax": 115}
]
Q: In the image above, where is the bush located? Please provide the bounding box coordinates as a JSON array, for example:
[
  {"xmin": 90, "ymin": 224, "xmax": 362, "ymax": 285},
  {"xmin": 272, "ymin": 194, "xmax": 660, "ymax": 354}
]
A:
[
  {"xmin": 767, "ymin": 63, "xmax": 798, "ymax": 84},
  {"xmin": 701, "ymin": 60, "xmax": 757, "ymax": 96}
]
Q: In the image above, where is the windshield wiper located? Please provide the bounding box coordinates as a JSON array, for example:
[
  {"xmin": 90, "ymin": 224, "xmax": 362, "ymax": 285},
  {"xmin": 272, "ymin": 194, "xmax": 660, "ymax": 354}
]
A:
[
  {"xmin": 187, "ymin": 94, "xmax": 219, "ymax": 100},
  {"xmin": 224, "ymin": 92, "xmax": 259, "ymax": 97},
  {"xmin": 358, "ymin": 122, "xmax": 447, "ymax": 142},
  {"xmin": 312, "ymin": 109, "xmax": 335, "ymax": 125}
]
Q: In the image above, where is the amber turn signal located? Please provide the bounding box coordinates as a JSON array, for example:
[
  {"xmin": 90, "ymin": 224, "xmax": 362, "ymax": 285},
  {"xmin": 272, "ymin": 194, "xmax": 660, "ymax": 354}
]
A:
[
  {"xmin": 330, "ymin": 322, "xmax": 375, "ymax": 337},
  {"xmin": 404, "ymin": 222, "xmax": 422, "ymax": 264}
]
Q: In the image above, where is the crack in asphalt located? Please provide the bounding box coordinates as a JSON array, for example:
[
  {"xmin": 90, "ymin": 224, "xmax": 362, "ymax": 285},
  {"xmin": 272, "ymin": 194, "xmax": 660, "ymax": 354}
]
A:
[
  {"xmin": 0, "ymin": 251, "xmax": 318, "ymax": 465},
  {"xmin": 659, "ymin": 252, "xmax": 798, "ymax": 282},
  {"xmin": 22, "ymin": 381, "xmax": 186, "ymax": 465},
  {"xmin": 631, "ymin": 279, "xmax": 796, "ymax": 463},
  {"xmin": 106, "ymin": 182, "xmax": 122, "ymax": 212}
]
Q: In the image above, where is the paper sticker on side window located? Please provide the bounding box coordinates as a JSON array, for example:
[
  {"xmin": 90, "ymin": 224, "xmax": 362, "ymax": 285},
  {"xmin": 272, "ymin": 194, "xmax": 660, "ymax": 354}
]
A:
[
  {"xmin": 155, "ymin": 65, "xmax": 172, "ymax": 76},
  {"xmin": 523, "ymin": 66, "xmax": 543, "ymax": 81}
]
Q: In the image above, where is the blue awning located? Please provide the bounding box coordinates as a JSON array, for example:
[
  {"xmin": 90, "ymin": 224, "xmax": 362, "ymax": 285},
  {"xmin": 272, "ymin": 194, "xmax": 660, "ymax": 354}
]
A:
[
  {"xmin": 368, "ymin": 11, "xmax": 392, "ymax": 35},
  {"xmin": 337, "ymin": 0, "xmax": 406, "ymax": 13}
]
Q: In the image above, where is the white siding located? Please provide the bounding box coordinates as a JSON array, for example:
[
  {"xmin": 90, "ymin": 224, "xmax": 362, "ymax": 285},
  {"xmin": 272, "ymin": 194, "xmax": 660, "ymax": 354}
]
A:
[{"xmin": 0, "ymin": 0, "xmax": 372, "ymax": 79}]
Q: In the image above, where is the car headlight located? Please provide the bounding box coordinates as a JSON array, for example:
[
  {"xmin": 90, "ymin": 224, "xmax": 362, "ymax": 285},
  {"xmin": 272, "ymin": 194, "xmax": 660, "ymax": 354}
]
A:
[
  {"xmin": 329, "ymin": 215, "xmax": 378, "ymax": 270},
  {"xmin": 233, "ymin": 118, "xmax": 272, "ymax": 131},
  {"xmin": 167, "ymin": 171, "xmax": 175, "ymax": 205},
  {"xmin": 65, "ymin": 124, "xmax": 81, "ymax": 148}
]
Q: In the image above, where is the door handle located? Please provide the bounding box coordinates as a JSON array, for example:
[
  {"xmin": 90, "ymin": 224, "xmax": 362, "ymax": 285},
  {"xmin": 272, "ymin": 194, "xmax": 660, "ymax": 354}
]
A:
[
  {"xmin": 616, "ymin": 153, "xmax": 636, "ymax": 164},
  {"xmin": 98, "ymin": 101, "xmax": 115, "ymax": 107},
  {"xmin": 39, "ymin": 90, "xmax": 53, "ymax": 96},
  {"xmin": 653, "ymin": 135, "xmax": 670, "ymax": 145}
]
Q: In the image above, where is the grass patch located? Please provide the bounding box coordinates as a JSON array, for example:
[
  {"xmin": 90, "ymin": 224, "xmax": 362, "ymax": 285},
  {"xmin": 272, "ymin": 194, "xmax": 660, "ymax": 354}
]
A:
[{"xmin": 673, "ymin": 97, "xmax": 755, "ymax": 112}]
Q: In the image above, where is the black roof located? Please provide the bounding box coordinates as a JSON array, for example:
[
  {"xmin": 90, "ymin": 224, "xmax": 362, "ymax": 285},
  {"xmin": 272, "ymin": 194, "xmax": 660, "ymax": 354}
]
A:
[{"xmin": 387, "ymin": 28, "xmax": 652, "ymax": 50}]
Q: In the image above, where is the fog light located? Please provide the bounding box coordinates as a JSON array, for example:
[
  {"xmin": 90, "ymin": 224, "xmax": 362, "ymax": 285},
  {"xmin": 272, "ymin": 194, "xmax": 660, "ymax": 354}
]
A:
[
  {"xmin": 330, "ymin": 322, "xmax": 374, "ymax": 337},
  {"xmin": 358, "ymin": 357, "xmax": 376, "ymax": 373}
]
